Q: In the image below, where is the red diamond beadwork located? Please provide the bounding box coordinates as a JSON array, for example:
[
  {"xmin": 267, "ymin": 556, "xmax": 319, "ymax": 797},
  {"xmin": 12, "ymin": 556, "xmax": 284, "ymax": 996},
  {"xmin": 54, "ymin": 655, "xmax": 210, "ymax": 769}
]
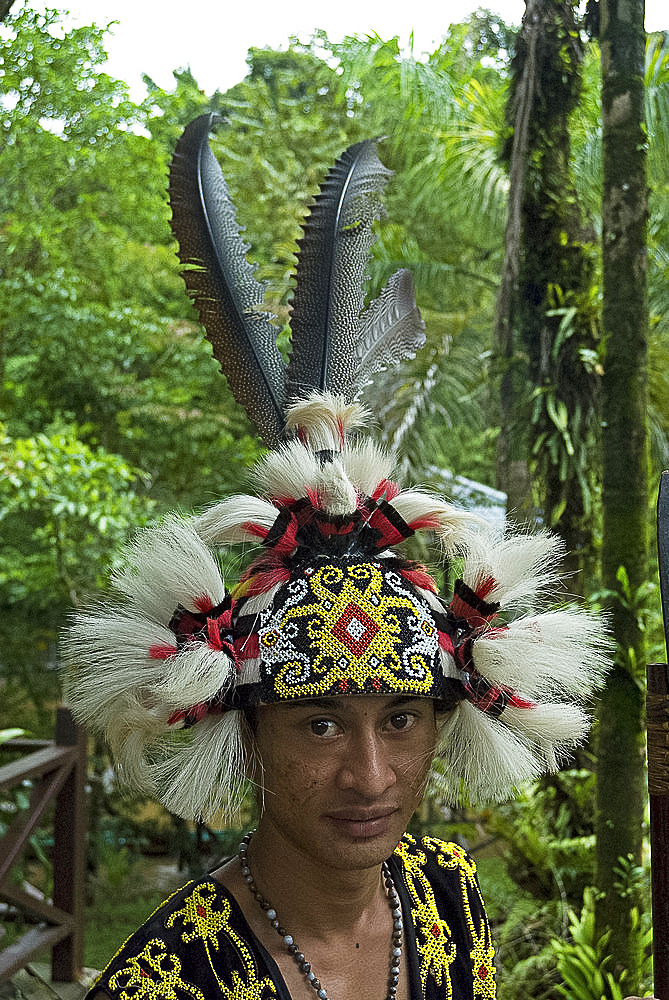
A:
[{"xmin": 331, "ymin": 602, "xmax": 379, "ymax": 657}]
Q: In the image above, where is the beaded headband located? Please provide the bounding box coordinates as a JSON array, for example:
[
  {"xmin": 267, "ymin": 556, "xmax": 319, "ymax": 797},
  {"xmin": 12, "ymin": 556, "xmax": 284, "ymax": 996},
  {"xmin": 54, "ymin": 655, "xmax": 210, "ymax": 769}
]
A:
[{"xmin": 62, "ymin": 117, "xmax": 610, "ymax": 822}]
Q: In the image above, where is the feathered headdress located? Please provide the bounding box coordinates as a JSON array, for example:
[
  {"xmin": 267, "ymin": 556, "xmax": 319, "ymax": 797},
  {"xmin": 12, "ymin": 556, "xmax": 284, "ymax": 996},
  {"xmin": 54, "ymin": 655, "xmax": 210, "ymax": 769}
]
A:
[{"xmin": 62, "ymin": 115, "xmax": 609, "ymax": 822}]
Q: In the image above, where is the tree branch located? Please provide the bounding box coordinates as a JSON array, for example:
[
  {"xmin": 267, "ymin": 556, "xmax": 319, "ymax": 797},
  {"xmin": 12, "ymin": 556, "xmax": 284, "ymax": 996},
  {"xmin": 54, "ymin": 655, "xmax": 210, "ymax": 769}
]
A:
[{"xmin": 0, "ymin": 0, "xmax": 17, "ymax": 23}]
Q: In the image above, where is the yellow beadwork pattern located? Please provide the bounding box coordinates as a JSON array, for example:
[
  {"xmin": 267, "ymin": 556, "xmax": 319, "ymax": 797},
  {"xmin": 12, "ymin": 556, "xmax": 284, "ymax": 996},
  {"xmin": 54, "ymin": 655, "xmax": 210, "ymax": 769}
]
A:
[
  {"xmin": 102, "ymin": 882, "xmax": 277, "ymax": 1000},
  {"xmin": 108, "ymin": 939, "xmax": 205, "ymax": 1000},
  {"xmin": 167, "ymin": 883, "xmax": 276, "ymax": 999},
  {"xmin": 428, "ymin": 838, "xmax": 496, "ymax": 998},
  {"xmin": 165, "ymin": 883, "xmax": 233, "ymax": 948},
  {"xmin": 258, "ymin": 561, "xmax": 439, "ymax": 700},
  {"xmin": 395, "ymin": 835, "xmax": 496, "ymax": 999}
]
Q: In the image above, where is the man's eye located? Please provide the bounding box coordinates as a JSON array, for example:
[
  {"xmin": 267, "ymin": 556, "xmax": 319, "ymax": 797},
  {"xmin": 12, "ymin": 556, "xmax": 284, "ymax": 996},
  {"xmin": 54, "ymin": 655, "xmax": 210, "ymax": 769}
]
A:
[
  {"xmin": 389, "ymin": 713, "xmax": 414, "ymax": 731},
  {"xmin": 310, "ymin": 719, "xmax": 337, "ymax": 737}
]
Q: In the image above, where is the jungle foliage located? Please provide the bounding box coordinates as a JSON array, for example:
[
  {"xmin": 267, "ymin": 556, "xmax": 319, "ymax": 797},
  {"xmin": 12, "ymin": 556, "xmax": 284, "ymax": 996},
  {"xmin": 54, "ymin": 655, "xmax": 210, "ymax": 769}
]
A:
[{"xmin": 1, "ymin": 2, "xmax": 668, "ymax": 996}]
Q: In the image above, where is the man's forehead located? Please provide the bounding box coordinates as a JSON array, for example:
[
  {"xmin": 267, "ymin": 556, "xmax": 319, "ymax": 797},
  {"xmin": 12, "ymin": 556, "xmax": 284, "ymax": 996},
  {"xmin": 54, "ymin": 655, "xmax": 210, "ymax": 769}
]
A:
[{"xmin": 267, "ymin": 694, "xmax": 432, "ymax": 713}]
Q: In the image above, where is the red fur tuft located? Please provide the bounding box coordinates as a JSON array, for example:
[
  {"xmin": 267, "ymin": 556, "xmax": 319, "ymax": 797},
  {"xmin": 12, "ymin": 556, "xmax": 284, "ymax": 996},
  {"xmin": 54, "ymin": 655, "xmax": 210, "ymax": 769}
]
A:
[
  {"xmin": 245, "ymin": 568, "xmax": 291, "ymax": 596},
  {"xmin": 207, "ymin": 617, "xmax": 224, "ymax": 650},
  {"xmin": 305, "ymin": 486, "xmax": 320, "ymax": 508},
  {"xmin": 508, "ymin": 693, "xmax": 537, "ymax": 710},
  {"xmin": 401, "ymin": 568, "xmax": 438, "ymax": 593},
  {"xmin": 438, "ymin": 631, "xmax": 455, "ymax": 655},
  {"xmin": 272, "ymin": 515, "xmax": 300, "ymax": 555},
  {"xmin": 194, "ymin": 594, "xmax": 214, "ymax": 613},
  {"xmin": 449, "ymin": 593, "xmax": 488, "ymax": 629},
  {"xmin": 168, "ymin": 703, "xmax": 208, "ymax": 726},
  {"xmin": 371, "ymin": 479, "xmax": 400, "ymax": 501},
  {"xmin": 149, "ymin": 644, "xmax": 178, "ymax": 660},
  {"xmin": 234, "ymin": 632, "xmax": 259, "ymax": 662},
  {"xmin": 408, "ymin": 516, "xmax": 442, "ymax": 532},
  {"xmin": 474, "ymin": 576, "xmax": 497, "ymax": 600},
  {"xmin": 242, "ymin": 521, "xmax": 269, "ymax": 540}
]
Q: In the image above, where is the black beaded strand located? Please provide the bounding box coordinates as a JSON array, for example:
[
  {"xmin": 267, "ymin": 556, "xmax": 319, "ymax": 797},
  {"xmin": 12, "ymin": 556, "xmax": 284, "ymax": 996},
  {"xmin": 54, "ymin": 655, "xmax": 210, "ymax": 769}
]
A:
[{"xmin": 238, "ymin": 832, "xmax": 403, "ymax": 1000}]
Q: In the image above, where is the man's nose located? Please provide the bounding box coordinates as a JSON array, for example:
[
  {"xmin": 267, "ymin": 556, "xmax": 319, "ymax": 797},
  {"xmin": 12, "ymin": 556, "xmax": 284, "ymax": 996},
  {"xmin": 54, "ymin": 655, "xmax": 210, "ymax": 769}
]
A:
[{"xmin": 335, "ymin": 731, "xmax": 397, "ymax": 797}]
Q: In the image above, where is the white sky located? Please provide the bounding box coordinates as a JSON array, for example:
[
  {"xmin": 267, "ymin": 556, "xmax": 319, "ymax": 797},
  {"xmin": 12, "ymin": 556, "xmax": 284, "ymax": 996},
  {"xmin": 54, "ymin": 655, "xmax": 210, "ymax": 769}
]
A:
[{"xmin": 31, "ymin": 0, "xmax": 668, "ymax": 100}]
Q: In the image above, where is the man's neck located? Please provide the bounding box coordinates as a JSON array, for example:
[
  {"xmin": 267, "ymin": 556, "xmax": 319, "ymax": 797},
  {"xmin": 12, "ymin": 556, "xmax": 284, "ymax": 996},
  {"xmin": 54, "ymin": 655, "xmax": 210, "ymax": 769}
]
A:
[{"xmin": 244, "ymin": 821, "xmax": 389, "ymax": 936}]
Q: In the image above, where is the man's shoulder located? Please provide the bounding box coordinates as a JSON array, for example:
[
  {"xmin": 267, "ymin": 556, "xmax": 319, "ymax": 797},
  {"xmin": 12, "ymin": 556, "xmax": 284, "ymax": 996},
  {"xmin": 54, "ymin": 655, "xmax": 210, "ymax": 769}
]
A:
[
  {"xmin": 393, "ymin": 832, "xmax": 479, "ymax": 877},
  {"xmin": 391, "ymin": 834, "xmax": 496, "ymax": 996},
  {"xmin": 87, "ymin": 877, "xmax": 237, "ymax": 999},
  {"xmin": 121, "ymin": 876, "xmax": 228, "ymax": 941}
]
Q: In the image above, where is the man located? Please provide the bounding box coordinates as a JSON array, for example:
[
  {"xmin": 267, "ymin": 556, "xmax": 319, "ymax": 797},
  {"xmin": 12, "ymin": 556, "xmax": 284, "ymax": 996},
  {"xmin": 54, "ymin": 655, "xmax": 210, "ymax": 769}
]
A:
[
  {"xmin": 64, "ymin": 394, "xmax": 607, "ymax": 1000},
  {"xmin": 63, "ymin": 120, "xmax": 611, "ymax": 999}
]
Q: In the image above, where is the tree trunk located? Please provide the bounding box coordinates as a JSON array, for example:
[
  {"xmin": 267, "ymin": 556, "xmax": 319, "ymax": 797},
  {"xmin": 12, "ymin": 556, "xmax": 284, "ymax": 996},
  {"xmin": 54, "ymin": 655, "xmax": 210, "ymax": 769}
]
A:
[
  {"xmin": 493, "ymin": 0, "xmax": 538, "ymax": 522},
  {"xmin": 495, "ymin": 0, "xmax": 601, "ymax": 561},
  {"xmin": 0, "ymin": 0, "xmax": 16, "ymax": 23},
  {"xmin": 595, "ymin": 0, "xmax": 648, "ymax": 985}
]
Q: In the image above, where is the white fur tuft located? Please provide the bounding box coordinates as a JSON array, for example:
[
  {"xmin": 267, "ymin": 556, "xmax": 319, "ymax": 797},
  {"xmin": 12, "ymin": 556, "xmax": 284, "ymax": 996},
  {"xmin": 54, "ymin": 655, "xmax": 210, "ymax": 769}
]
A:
[
  {"xmin": 63, "ymin": 610, "xmax": 170, "ymax": 726},
  {"xmin": 112, "ymin": 514, "xmax": 226, "ymax": 622},
  {"xmin": 148, "ymin": 711, "xmax": 248, "ymax": 822},
  {"xmin": 501, "ymin": 702, "xmax": 591, "ymax": 747},
  {"xmin": 341, "ymin": 439, "xmax": 395, "ymax": 494},
  {"xmin": 252, "ymin": 414, "xmax": 394, "ymax": 515},
  {"xmin": 60, "ymin": 510, "xmax": 247, "ymax": 822},
  {"xmin": 471, "ymin": 609, "xmax": 611, "ymax": 699},
  {"xmin": 285, "ymin": 392, "xmax": 368, "ymax": 449},
  {"xmin": 460, "ymin": 529, "xmax": 566, "ymax": 613},
  {"xmin": 64, "ymin": 608, "xmax": 236, "ymax": 722},
  {"xmin": 154, "ymin": 644, "xmax": 237, "ymax": 707},
  {"xmin": 318, "ymin": 458, "xmax": 358, "ymax": 515},
  {"xmin": 65, "ymin": 618, "xmax": 247, "ymax": 822},
  {"xmin": 195, "ymin": 495, "xmax": 280, "ymax": 545},
  {"xmin": 255, "ymin": 440, "xmax": 321, "ymax": 500},
  {"xmin": 431, "ymin": 701, "xmax": 545, "ymax": 804},
  {"xmin": 389, "ymin": 490, "xmax": 484, "ymax": 555}
]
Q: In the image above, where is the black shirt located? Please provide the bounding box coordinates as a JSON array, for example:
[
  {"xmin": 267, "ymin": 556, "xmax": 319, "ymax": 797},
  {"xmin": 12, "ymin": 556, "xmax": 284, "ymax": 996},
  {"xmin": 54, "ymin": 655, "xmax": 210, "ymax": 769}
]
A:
[{"xmin": 89, "ymin": 835, "xmax": 496, "ymax": 1000}]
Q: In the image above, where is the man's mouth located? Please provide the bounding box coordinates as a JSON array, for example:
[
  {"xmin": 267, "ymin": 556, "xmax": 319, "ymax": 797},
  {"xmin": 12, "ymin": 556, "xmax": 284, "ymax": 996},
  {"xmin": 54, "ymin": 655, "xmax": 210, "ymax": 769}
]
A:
[{"xmin": 325, "ymin": 807, "xmax": 399, "ymax": 838}]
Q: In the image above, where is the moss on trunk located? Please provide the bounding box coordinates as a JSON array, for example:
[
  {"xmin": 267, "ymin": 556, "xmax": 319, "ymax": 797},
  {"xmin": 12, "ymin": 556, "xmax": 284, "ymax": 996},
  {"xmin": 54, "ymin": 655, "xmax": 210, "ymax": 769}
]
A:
[
  {"xmin": 495, "ymin": 0, "xmax": 602, "ymax": 566},
  {"xmin": 596, "ymin": 0, "xmax": 649, "ymax": 984}
]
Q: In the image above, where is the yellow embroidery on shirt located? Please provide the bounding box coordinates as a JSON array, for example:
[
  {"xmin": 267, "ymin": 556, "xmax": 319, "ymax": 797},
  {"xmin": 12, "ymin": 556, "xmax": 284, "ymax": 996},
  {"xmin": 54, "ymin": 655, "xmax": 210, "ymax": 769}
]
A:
[
  {"xmin": 166, "ymin": 882, "xmax": 277, "ymax": 999},
  {"xmin": 395, "ymin": 837, "xmax": 456, "ymax": 998},
  {"xmin": 470, "ymin": 933, "xmax": 497, "ymax": 999},
  {"xmin": 396, "ymin": 835, "xmax": 496, "ymax": 999},
  {"xmin": 108, "ymin": 939, "xmax": 205, "ymax": 1000},
  {"xmin": 424, "ymin": 836, "xmax": 496, "ymax": 999},
  {"xmin": 165, "ymin": 883, "xmax": 233, "ymax": 947}
]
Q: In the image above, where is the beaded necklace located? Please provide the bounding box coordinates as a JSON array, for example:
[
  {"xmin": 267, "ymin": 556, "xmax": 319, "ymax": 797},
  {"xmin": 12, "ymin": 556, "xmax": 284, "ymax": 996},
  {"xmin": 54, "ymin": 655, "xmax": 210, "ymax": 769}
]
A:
[{"xmin": 238, "ymin": 832, "xmax": 404, "ymax": 1000}]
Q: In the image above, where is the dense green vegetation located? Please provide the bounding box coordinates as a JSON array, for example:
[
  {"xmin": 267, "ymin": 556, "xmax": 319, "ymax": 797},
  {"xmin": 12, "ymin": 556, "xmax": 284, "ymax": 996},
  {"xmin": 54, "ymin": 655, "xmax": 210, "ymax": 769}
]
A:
[{"xmin": 1, "ymin": 1, "xmax": 668, "ymax": 995}]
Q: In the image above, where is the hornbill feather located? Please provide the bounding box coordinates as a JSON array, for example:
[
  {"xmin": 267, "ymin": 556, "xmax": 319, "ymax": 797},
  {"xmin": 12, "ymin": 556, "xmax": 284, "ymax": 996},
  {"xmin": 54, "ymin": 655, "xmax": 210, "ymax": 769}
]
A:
[
  {"xmin": 168, "ymin": 113, "xmax": 286, "ymax": 447},
  {"xmin": 286, "ymin": 139, "xmax": 424, "ymax": 402},
  {"xmin": 169, "ymin": 122, "xmax": 424, "ymax": 439}
]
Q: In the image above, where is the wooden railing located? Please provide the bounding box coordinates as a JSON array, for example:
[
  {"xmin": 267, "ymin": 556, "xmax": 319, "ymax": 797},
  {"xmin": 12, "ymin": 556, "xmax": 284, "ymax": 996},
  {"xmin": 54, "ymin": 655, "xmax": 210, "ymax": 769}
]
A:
[{"xmin": 0, "ymin": 707, "xmax": 87, "ymax": 984}]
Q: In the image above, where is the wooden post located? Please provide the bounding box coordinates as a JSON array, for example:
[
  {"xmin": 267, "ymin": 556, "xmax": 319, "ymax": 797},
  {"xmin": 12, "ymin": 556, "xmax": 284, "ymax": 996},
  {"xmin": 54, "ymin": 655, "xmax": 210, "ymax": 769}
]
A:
[
  {"xmin": 51, "ymin": 707, "xmax": 87, "ymax": 982},
  {"xmin": 647, "ymin": 662, "xmax": 669, "ymax": 999}
]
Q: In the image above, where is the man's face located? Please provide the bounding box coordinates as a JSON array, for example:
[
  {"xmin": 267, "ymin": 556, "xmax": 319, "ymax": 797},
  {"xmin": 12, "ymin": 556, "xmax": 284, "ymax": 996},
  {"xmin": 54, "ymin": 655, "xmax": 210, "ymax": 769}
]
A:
[{"xmin": 251, "ymin": 694, "xmax": 438, "ymax": 871}]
